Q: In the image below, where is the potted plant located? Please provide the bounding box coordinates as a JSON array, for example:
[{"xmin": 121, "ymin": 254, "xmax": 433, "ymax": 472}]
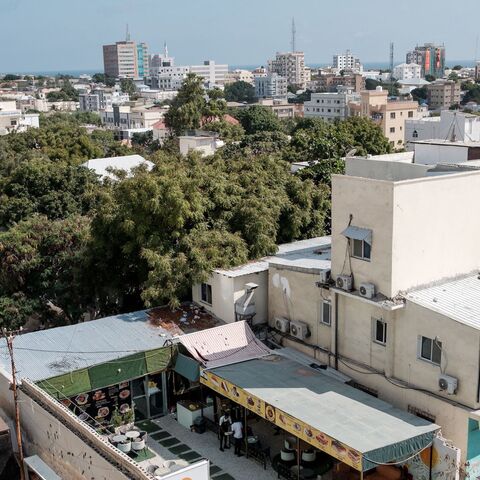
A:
[
  {"xmin": 111, "ymin": 407, "xmax": 124, "ymax": 434},
  {"xmin": 122, "ymin": 408, "xmax": 135, "ymax": 431}
]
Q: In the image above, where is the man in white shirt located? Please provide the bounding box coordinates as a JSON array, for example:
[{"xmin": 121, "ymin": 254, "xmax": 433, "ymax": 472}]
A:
[
  {"xmin": 218, "ymin": 411, "xmax": 231, "ymax": 451},
  {"xmin": 231, "ymin": 418, "xmax": 243, "ymax": 456}
]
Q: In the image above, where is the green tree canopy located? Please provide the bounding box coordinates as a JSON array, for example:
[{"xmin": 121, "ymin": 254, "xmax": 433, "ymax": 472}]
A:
[
  {"xmin": 0, "ymin": 158, "xmax": 102, "ymax": 227},
  {"xmin": 224, "ymin": 81, "xmax": 256, "ymax": 103},
  {"xmin": 0, "ymin": 215, "xmax": 91, "ymax": 328},
  {"xmin": 234, "ymin": 105, "xmax": 283, "ymax": 134},
  {"xmin": 120, "ymin": 78, "xmax": 137, "ymax": 97}
]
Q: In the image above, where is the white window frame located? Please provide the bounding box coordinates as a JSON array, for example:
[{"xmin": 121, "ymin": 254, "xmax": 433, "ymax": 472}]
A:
[
  {"xmin": 350, "ymin": 238, "xmax": 371, "ymax": 261},
  {"xmin": 321, "ymin": 300, "xmax": 331, "ymax": 326},
  {"xmin": 372, "ymin": 318, "xmax": 387, "ymax": 345},
  {"xmin": 417, "ymin": 336, "xmax": 442, "ymax": 365},
  {"xmin": 200, "ymin": 283, "xmax": 212, "ymax": 305}
]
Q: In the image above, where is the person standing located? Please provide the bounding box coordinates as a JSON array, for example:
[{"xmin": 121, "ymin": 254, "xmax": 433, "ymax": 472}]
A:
[
  {"xmin": 219, "ymin": 411, "xmax": 231, "ymax": 451},
  {"xmin": 231, "ymin": 417, "xmax": 244, "ymax": 457}
]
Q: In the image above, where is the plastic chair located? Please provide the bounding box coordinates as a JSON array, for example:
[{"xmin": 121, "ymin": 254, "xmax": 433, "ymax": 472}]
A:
[
  {"xmin": 117, "ymin": 441, "xmax": 132, "ymax": 453},
  {"xmin": 132, "ymin": 438, "xmax": 146, "ymax": 453}
]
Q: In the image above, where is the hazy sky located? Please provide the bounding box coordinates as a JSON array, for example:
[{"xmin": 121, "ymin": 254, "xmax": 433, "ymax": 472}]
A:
[{"xmin": 1, "ymin": 0, "xmax": 479, "ymax": 72}]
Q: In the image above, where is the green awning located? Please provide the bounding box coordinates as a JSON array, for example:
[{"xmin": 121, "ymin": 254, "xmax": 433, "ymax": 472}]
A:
[
  {"xmin": 36, "ymin": 346, "xmax": 176, "ymax": 398},
  {"xmin": 174, "ymin": 353, "xmax": 200, "ymax": 382}
]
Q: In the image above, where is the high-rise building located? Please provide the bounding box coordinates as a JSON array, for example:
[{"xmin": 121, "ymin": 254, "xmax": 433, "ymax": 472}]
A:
[
  {"xmin": 332, "ymin": 50, "xmax": 362, "ymax": 72},
  {"xmin": 150, "ymin": 42, "xmax": 175, "ymax": 69},
  {"xmin": 406, "ymin": 43, "xmax": 445, "ymax": 78},
  {"xmin": 103, "ymin": 30, "xmax": 149, "ymax": 79},
  {"xmin": 268, "ymin": 52, "xmax": 306, "ymax": 88}
]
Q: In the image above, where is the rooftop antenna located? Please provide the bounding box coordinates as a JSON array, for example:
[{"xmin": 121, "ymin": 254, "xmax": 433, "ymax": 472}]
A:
[
  {"xmin": 164, "ymin": 41, "xmax": 168, "ymax": 58},
  {"xmin": 291, "ymin": 17, "xmax": 296, "ymax": 52},
  {"xmin": 389, "ymin": 41, "xmax": 394, "ymax": 74},
  {"xmin": 126, "ymin": 23, "xmax": 130, "ymax": 42}
]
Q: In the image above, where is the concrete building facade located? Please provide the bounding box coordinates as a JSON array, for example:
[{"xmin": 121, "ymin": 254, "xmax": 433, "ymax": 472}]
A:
[
  {"xmin": 304, "ymin": 87, "xmax": 360, "ymax": 122},
  {"xmin": 333, "ymin": 50, "xmax": 362, "ymax": 72},
  {"xmin": 268, "ymin": 51, "xmax": 307, "ymax": 88},
  {"xmin": 426, "ymin": 80, "xmax": 461, "ymax": 110},
  {"xmin": 254, "ymin": 73, "xmax": 288, "ymax": 99},
  {"xmin": 406, "ymin": 43, "xmax": 446, "ymax": 78},
  {"xmin": 393, "ymin": 63, "xmax": 422, "ymax": 80},
  {"xmin": 190, "ymin": 60, "xmax": 228, "ymax": 87}
]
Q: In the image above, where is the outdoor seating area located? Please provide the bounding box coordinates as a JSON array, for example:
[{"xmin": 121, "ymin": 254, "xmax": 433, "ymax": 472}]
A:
[{"xmin": 107, "ymin": 427, "xmax": 149, "ymax": 456}]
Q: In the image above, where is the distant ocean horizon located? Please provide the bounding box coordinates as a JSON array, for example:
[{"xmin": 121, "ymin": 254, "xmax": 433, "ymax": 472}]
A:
[{"xmin": 3, "ymin": 60, "xmax": 476, "ymax": 77}]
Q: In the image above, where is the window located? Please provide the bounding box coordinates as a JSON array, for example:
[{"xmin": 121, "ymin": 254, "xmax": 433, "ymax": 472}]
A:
[
  {"xmin": 390, "ymin": 127, "xmax": 395, "ymax": 133},
  {"xmin": 373, "ymin": 318, "xmax": 387, "ymax": 345},
  {"xmin": 390, "ymin": 112, "xmax": 396, "ymax": 119},
  {"xmin": 419, "ymin": 336, "xmax": 442, "ymax": 365},
  {"xmin": 412, "ymin": 130, "xmax": 418, "ymax": 138},
  {"xmin": 351, "ymin": 238, "xmax": 371, "ymax": 260},
  {"xmin": 200, "ymin": 283, "xmax": 212, "ymax": 305},
  {"xmin": 321, "ymin": 300, "xmax": 331, "ymax": 326},
  {"xmin": 408, "ymin": 111, "xmax": 414, "ymax": 118}
]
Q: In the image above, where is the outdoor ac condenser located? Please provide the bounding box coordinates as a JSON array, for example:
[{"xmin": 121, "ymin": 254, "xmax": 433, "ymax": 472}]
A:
[
  {"xmin": 290, "ymin": 320, "xmax": 310, "ymax": 340},
  {"xmin": 274, "ymin": 317, "xmax": 290, "ymax": 333}
]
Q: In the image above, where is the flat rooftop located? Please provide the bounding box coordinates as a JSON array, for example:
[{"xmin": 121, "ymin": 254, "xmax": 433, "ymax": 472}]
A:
[
  {"xmin": 214, "ymin": 237, "xmax": 331, "ymax": 278},
  {"xmin": 406, "ymin": 274, "xmax": 480, "ymax": 329}
]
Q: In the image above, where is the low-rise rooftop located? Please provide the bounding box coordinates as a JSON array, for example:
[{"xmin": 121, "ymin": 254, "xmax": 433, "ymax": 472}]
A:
[
  {"xmin": 81, "ymin": 154, "xmax": 154, "ymax": 180},
  {"xmin": 406, "ymin": 274, "xmax": 480, "ymax": 329}
]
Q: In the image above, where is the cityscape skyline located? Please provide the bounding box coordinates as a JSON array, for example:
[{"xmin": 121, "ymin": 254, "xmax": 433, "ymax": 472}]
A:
[{"xmin": 1, "ymin": 0, "xmax": 480, "ymax": 72}]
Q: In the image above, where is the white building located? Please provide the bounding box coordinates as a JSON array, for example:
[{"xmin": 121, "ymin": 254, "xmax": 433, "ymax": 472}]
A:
[
  {"xmin": 405, "ymin": 110, "xmax": 480, "ymax": 147},
  {"xmin": 81, "ymin": 154, "xmax": 154, "ymax": 181},
  {"xmin": 149, "ymin": 65, "xmax": 190, "ymax": 90},
  {"xmin": 393, "ymin": 63, "xmax": 422, "ymax": 80},
  {"xmin": 225, "ymin": 69, "xmax": 254, "ymax": 85},
  {"xmin": 0, "ymin": 100, "xmax": 39, "ymax": 135},
  {"xmin": 79, "ymin": 89, "xmax": 129, "ymax": 112},
  {"xmin": 254, "ymin": 73, "xmax": 287, "ymax": 99},
  {"xmin": 304, "ymin": 87, "xmax": 360, "ymax": 122},
  {"xmin": 100, "ymin": 104, "xmax": 163, "ymax": 130},
  {"xmin": 179, "ymin": 134, "xmax": 224, "ymax": 157},
  {"xmin": 268, "ymin": 52, "xmax": 307, "ymax": 88},
  {"xmin": 333, "ymin": 50, "xmax": 362, "ymax": 72},
  {"xmin": 190, "ymin": 60, "xmax": 228, "ymax": 87}
]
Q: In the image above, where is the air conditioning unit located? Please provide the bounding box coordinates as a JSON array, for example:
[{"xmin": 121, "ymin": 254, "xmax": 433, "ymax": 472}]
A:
[
  {"xmin": 290, "ymin": 320, "xmax": 311, "ymax": 340},
  {"xmin": 438, "ymin": 374, "xmax": 458, "ymax": 395},
  {"xmin": 359, "ymin": 282, "xmax": 376, "ymax": 299},
  {"xmin": 336, "ymin": 275, "xmax": 353, "ymax": 292},
  {"xmin": 318, "ymin": 269, "xmax": 331, "ymax": 285},
  {"xmin": 274, "ymin": 317, "xmax": 290, "ymax": 333}
]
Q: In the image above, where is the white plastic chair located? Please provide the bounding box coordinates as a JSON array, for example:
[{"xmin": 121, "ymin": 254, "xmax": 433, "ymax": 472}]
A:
[
  {"xmin": 117, "ymin": 441, "xmax": 132, "ymax": 453},
  {"xmin": 132, "ymin": 438, "xmax": 146, "ymax": 453}
]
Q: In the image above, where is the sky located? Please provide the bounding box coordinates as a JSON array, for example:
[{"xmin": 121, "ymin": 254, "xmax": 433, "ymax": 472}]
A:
[{"xmin": 1, "ymin": 0, "xmax": 479, "ymax": 73}]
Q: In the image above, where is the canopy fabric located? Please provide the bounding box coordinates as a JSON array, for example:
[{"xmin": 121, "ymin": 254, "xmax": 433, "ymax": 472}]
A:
[
  {"xmin": 174, "ymin": 353, "xmax": 200, "ymax": 382},
  {"xmin": 342, "ymin": 226, "xmax": 372, "ymax": 244},
  {"xmin": 179, "ymin": 321, "xmax": 271, "ymax": 369},
  {"xmin": 201, "ymin": 355, "xmax": 439, "ymax": 472},
  {"xmin": 37, "ymin": 347, "xmax": 173, "ymax": 399}
]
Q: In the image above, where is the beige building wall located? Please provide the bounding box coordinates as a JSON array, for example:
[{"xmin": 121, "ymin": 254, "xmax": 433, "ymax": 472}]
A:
[
  {"xmin": 268, "ymin": 267, "xmax": 332, "ymax": 351},
  {"xmin": 192, "ymin": 270, "xmax": 268, "ymax": 325},
  {"xmin": 331, "ymin": 170, "xmax": 480, "ymax": 297}
]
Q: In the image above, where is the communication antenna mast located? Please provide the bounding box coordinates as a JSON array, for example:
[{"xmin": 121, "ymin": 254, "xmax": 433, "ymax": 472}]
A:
[
  {"xmin": 389, "ymin": 41, "xmax": 394, "ymax": 74},
  {"xmin": 125, "ymin": 23, "xmax": 130, "ymax": 42},
  {"xmin": 291, "ymin": 17, "xmax": 296, "ymax": 52}
]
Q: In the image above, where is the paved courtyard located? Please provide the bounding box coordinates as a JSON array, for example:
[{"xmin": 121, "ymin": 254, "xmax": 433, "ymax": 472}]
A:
[{"xmin": 135, "ymin": 415, "xmax": 278, "ymax": 480}]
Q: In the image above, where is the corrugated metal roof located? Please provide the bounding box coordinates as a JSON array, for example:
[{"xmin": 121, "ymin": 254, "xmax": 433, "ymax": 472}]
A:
[
  {"xmin": 179, "ymin": 321, "xmax": 271, "ymax": 369},
  {"xmin": 406, "ymin": 274, "xmax": 480, "ymax": 329},
  {"xmin": 0, "ymin": 310, "xmax": 173, "ymax": 382},
  {"xmin": 209, "ymin": 355, "xmax": 439, "ymax": 454}
]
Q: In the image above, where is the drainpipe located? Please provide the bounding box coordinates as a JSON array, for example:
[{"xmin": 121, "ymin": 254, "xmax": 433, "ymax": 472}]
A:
[{"xmin": 334, "ymin": 292, "xmax": 339, "ymax": 370}]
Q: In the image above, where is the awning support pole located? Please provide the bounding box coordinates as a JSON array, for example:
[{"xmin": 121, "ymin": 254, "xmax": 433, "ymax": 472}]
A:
[
  {"xmin": 297, "ymin": 436, "xmax": 300, "ymax": 480},
  {"xmin": 244, "ymin": 407, "xmax": 248, "ymax": 457},
  {"xmin": 429, "ymin": 443, "xmax": 433, "ymax": 480}
]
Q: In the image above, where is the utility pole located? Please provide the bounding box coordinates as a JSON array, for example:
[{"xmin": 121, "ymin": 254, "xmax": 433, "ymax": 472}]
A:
[{"xmin": 3, "ymin": 328, "xmax": 25, "ymax": 480}]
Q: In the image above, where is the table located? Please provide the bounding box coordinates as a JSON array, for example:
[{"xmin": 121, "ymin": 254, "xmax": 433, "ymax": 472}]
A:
[
  {"xmin": 112, "ymin": 435, "xmax": 127, "ymax": 443},
  {"xmin": 154, "ymin": 467, "xmax": 170, "ymax": 476},
  {"xmin": 126, "ymin": 430, "xmax": 140, "ymax": 439}
]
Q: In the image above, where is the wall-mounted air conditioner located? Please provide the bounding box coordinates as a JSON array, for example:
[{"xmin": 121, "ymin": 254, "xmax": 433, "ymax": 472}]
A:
[
  {"xmin": 290, "ymin": 320, "xmax": 311, "ymax": 340},
  {"xmin": 439, "ymin": 374, "xmax": 458, "ymax": 395},
  {"xmin": 274, "ymin": 317, "xmax": 290, "ymax": 333},
  {"xmin": 336, "ymin": 275, "xmax": 353, "ymax": 292},
  {"xmin": 359, "ymin": 282, "xmax": 375, "ymax": 299}
]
